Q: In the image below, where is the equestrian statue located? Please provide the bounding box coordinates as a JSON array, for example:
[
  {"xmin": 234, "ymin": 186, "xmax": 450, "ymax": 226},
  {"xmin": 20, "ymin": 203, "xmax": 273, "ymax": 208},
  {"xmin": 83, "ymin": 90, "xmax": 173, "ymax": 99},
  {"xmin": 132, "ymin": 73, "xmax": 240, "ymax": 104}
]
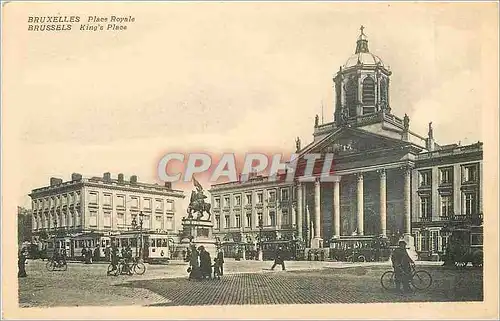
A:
[{"xmin": 186, "ymin": 177, "xmax": 212, "ymax": 221}]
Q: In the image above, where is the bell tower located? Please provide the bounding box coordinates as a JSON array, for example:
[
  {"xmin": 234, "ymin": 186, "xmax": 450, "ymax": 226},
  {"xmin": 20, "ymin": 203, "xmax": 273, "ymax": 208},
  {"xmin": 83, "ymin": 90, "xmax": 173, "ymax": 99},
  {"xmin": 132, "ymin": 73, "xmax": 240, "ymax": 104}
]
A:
[{"xmin": 333, "ymin": 26, "xmax": 392, "ymax": 125}]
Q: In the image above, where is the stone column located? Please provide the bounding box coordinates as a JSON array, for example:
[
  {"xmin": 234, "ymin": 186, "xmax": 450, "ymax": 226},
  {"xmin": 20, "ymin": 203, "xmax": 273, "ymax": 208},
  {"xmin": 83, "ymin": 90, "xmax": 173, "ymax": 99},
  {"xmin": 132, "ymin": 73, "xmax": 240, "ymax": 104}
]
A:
[
  {"xmin": 296, "ymin": 182, "xmax": 303, "ymax": 241},
  {"xmin": 402, "ymin": 166, "xmax": 418, "ymax": 260},
  {"xmin": 403, "ymin": 167, "xmax": 411, "ymax": 235},
  {"xmin": 379, "ymin": 169, "xmax": 387, "ymax": 237},
  {"xmin": 356, "ymin": 173, "xmax": 364, "ymax": 235},
  {"xmin": 333, "ymin": 177, "xmax": 341, "ymax": 238},
  {"xmin": 311, "ymin": 179, "xmax": 323, "ymax": 248}
]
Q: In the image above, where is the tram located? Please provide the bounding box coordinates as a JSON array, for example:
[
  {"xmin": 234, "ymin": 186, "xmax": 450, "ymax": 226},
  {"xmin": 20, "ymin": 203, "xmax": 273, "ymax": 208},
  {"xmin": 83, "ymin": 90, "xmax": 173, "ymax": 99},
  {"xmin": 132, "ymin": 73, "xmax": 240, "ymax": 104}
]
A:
[
  {"xmin": 111, "ymin": 232, "xmax": 175, "ymax": 264},
  {"xmin": 260, "ymin": 240, "xmax": 300, "ymax": 261},
  {"xmin": 329, "ymin": 236, "xmax": 391, "ymax": 262}
]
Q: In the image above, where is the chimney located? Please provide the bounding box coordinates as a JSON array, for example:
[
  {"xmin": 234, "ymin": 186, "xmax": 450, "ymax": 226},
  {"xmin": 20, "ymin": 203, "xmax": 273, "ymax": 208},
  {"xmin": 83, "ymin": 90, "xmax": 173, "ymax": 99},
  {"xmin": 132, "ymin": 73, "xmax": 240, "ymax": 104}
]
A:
[
  {"xmin": 118, "ymin": 173, "xmax": 124, "ymax": 183},
  {"xmin": 103, "ymin": 172, "xmax": 111, "ymax": 181},
  {"xmin": 71, "ymin": 173, "xmax": 82, "ymax": 181},
  {"xmin": 130, "ymin": 175, "xmax": 138, "ymax": 184},
  {"xmin": 50, "ymin": 177, "xmax": 63, "ymax": 186},
  {"xmin": 164, "ymin": 182, "xmax": 172, "ymax": 189}
]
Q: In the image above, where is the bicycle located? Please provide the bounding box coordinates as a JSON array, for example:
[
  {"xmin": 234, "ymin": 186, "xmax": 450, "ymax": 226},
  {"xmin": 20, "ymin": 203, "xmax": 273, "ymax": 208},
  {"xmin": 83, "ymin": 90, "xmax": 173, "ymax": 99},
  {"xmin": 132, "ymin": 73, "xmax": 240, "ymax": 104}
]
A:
[
  {"xmin": 107, "ymin": 257, "xmax": 146, "ymax": 276},
  {"xmin": 380, "ymin": 263, "xmax": 432, "ymax": 291},
  {"xmin": 46, "ymin": 258, "xmax": 68, "ymax": 272}
]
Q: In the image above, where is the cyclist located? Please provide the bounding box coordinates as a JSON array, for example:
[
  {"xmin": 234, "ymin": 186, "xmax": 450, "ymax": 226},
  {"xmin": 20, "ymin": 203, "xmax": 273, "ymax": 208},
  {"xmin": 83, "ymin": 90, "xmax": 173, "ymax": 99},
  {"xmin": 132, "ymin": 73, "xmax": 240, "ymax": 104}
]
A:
[
  {"xmin": 391, "ymin": 240, "xmax": 414, "ymax": 293},
  {"xmin": 52, "ymin": 247, "xmax": 63, "ymax": 267},
  {"xmin": 107, "ymin": 242, "xmax": 119, "ymax": 275},
  {"xmin": 121, "ymin": 245, "xmax": 133, "ymax": 275}
]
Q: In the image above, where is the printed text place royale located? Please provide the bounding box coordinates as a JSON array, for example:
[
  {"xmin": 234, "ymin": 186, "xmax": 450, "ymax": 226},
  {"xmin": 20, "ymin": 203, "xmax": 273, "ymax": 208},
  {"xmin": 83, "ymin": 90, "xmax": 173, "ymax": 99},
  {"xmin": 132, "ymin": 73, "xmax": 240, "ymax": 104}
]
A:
[{"xmin": 88, "ymin": 15, "xmax": 135, "ymax": 23}]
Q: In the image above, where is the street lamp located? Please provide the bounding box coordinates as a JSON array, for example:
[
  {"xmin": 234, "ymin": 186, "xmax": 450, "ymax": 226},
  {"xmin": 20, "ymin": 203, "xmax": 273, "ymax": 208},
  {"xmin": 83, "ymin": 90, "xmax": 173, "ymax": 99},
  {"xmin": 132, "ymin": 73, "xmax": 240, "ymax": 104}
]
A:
[
  {"xmin": 53, "ymin": 217, "xmax": 58, "ymax": 250},
  {"xmin": 258, "ymin": 217, "xmax": 263, "ymax": 261},
  {"xmin": 138, "ymin": 211, "xmax": 144, "ymax": 260},
  {"xmin": 131, "ymin": 216, "xmax": 138, "ymax": 256}
]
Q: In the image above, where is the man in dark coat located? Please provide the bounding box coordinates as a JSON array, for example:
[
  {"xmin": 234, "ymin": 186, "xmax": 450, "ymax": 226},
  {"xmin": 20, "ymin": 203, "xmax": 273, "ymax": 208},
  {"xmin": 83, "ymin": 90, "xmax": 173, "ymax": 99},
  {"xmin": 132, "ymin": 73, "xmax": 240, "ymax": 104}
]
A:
[
  {"xmin": 216, "ymin": 250, "xmax": 225, "ymax": 276},
  {"xmin": 188, "ymin": 245, "xmax": 201, "ymax": 280},
  {"xmin": 199, "ymin": 246, "xmax": 212, "ymax": 279},
  {"xmin": 271, "ymin": 246, "xmax": 286, "ymax": 271},
  {"xmin": 18, "ymin": 248, "xmax": 28, "ymax": 277},
  {"xmin": 391, "ymin": 240, "xmax": 414, "ymax": 293}
]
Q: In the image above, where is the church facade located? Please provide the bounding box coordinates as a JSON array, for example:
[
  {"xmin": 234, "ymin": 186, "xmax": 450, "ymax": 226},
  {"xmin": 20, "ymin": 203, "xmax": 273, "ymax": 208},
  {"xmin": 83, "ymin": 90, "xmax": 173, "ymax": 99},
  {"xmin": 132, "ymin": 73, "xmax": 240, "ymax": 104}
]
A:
[{"xmin": 209, "ymin": 27, "xmax": 483, "ymax": 259}]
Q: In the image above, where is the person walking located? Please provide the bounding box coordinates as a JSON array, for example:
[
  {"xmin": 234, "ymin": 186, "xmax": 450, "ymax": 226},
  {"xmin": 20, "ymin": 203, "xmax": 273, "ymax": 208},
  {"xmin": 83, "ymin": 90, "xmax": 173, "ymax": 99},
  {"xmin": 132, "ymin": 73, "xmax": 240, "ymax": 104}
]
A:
[
  {"xmin": 188, "ymin": 245, "xmax": 201, "ymax": 280},
  {"xmin": 271, "ymin": 246, "xmax": 286, "ymax": 271},
  {"xmin": 107, "ymin": 243, "xmax": 119, "ymax": 276},
  {"xmin": 199, "ymin": 246, "xmax": 212, "ymax": 280},
  {"xmin": 216, "ymin": 250, "xmax": 225, "ymax": 276},
  {"xmin": 391, "ymin": 240, "xmax": 414, "ymax": 293},
  {"xmin": 18, "ymin": 247, "xmax": 28, "ymax": 278}
]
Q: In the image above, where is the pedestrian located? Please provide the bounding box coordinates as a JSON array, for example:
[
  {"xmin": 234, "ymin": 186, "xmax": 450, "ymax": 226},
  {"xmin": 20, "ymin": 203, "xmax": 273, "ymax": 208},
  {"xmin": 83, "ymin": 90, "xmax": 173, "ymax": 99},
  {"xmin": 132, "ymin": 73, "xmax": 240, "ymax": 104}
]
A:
[
  {"xmin": 199, "ymin": 246, "xmax": 212, "ymax": 280},
  {"xmin": 60, "ymin": 247, "xmax": 67, "ymax": 265},
  {"xmin": 216, "ymin": 250, "xmax": 225, "ymax": 276},
  {"xmin": 188, "ymin": 245, "xmax": 201, "ymax": 280},
  {"xmin": 391, "ymin": 240, "xmax": 414, "ymax": 293},
  {"xmin": 212, "ymin": 257, "xmax": 222, "ymax": 280},
  {"xmin": 85, "ymin": 247, "xmax": 93, "ymax": 264},
  {"xmin": 271, "ymin": 246, "xmax": 286, "ymax": 271},
  {"xmin": 81, "ymin": 246, "xmax": 87, "ymax": 263},
  {"xmin": 108, "ymin": 243, "xmax": 119, "ymax": 276},
  {"xmin": 18, "ymin": 247, "xmax": 28, "ymax": 278},
  {"xmin": 93, "ymin": 245, "xmax": 100, "ymax": 262}
]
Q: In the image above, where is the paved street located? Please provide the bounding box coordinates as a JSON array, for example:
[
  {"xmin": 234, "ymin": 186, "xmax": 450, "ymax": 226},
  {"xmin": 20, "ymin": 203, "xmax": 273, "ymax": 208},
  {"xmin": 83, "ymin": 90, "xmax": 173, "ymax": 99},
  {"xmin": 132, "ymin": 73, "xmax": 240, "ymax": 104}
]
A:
[{"xmin": 18, "ymin": 259, "xmax": 482, "ymax": 307}]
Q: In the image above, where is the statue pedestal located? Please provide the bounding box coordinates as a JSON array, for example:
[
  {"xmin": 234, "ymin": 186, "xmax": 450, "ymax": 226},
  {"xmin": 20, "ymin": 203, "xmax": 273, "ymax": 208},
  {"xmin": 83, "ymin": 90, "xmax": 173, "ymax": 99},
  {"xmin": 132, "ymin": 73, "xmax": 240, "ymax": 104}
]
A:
[
  {"xmin": 179, "ymin": 218, "xmax": 218, "ymax": 259},
  {"xmin": 404, "ymin": 234, "xmax": 419, "ymax": 262}
]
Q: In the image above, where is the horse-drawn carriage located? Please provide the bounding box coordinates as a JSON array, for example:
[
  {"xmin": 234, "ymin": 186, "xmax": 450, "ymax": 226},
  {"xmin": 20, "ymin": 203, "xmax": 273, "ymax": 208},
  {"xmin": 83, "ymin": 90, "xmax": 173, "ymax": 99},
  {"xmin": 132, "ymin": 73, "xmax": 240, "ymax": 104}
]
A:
[{"xmin": 441, "ymin": 224, "xmax": 483, "ymax": 268}]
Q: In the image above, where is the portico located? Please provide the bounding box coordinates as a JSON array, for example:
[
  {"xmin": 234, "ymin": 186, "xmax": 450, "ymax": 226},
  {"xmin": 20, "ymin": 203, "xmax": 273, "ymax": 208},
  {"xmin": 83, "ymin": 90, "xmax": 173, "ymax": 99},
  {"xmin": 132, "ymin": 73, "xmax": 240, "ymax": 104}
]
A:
[{"xmin": 296, "ymin": 163, "xmax": 412, "ymax": 249}]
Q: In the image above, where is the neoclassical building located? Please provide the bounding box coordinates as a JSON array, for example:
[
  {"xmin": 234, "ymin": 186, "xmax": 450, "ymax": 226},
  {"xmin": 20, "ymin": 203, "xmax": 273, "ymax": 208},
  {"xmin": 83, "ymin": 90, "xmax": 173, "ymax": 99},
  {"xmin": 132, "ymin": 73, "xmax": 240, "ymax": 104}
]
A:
[
  {"xmin": 29, "ymin": 173, "xmax": 185, "ymax": 247},
  {"xmin": 209, "ymin": 27, "xmax": 483, "ymax": 258}
]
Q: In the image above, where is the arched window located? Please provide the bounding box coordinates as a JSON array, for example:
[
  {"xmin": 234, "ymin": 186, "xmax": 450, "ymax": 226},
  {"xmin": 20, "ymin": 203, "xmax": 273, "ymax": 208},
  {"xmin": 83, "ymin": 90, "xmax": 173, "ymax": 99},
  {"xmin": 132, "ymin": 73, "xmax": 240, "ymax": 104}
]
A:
[
  {"xmin": 362, "ymin": 76, "xmax": 375, "ymax": 105},
  {"xmin": 380, "ymin": 78, "xmax": 388, "ymax": 105},
  {"xmin": 345, "ymin": 78, "xmax": 357, "ymax": 117}
]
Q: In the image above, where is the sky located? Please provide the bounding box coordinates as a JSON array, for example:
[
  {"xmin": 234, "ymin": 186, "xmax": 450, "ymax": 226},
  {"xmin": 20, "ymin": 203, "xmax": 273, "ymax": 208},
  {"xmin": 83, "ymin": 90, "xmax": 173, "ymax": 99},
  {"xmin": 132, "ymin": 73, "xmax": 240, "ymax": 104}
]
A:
[{"xmin": 3, "ymin": 2, "xmax": 496, "ymax": 210}]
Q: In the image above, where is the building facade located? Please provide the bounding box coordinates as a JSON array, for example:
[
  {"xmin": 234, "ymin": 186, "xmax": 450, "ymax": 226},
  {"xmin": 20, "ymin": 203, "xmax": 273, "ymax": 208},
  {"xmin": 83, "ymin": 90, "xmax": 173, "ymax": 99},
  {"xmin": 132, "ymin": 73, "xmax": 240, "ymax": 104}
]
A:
[
  {"xmin": 412, "ymin": 142, "xmax": 483, "ymax": 258},
  {"xmin": 210, "ymin": 174, "xmax": 295, "ymax": 256},
  {"xmin": 29, "ymin": 172, "xmax": 185, "ymax": 242},
  {"xmin": 209, "ymin": 27, "xmax": 483, "ymax": 259}
]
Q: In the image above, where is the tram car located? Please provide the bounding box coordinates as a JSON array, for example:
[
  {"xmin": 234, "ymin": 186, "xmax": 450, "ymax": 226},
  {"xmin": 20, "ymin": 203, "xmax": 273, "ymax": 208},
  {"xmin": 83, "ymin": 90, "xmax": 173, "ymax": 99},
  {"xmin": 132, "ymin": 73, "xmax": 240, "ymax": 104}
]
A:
[
  {"xmin": 329, "ymin": 236, "xmax": 391, "ymax": 262},
  {"xmin": 441, "ymin": 224, "xmax": 483, "ymax": 268},
  {"xmin": 111, "ymin": 232, "xmax": 174, "ymax": 264},
  {"xmin": 261, "ymin": 240, "xmax": 298, "ymax": 261}
]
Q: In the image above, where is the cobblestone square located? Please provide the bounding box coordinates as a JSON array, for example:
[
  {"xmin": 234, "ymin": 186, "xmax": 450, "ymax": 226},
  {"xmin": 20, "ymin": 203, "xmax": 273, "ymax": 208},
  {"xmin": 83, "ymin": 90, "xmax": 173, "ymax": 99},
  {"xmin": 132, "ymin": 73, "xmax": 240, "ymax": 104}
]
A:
[{"xmin": 18, "ymin": 260, "xmax": 483, "ymax": 307}]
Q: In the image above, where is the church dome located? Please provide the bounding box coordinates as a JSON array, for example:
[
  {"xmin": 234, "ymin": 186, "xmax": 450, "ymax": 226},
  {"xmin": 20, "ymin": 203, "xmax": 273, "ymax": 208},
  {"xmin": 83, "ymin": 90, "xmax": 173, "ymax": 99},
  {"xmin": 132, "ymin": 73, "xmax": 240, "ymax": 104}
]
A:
[
  {"xmin": 343, "ymin": 26, "xmax": 385, "ymax": 68},
  {"xmin": 344, "ymin": 52, "xmax": 384, "ymax": 68}
]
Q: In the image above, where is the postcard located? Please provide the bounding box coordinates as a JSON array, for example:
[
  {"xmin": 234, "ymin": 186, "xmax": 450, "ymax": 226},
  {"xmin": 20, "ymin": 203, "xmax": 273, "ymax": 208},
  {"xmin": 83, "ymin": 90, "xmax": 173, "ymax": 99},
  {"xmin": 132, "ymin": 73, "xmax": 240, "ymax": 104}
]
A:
[{"xmin": 2, "ymin": 1, "xmax": 498, "ymax": 319}]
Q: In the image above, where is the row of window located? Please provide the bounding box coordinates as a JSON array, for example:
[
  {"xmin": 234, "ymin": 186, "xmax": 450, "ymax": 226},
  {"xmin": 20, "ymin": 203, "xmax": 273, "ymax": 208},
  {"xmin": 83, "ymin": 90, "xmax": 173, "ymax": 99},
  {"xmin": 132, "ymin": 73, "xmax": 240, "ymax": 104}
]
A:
[
  {"xmin": 214, "ymin": 209, "xmax": 290, "ymax": 229},
  {"xmin": 214, "ymin": 188, "xmax": 290, "ymax": 208},
  {"xmin": 418, "ymin": 163, "xmax": 479, "ymax": 187},
  {"xmin": 32, "ymin": 192, "xmax": 81, "ymax": 210},
  {"xmin": 88, "ymin": 192, "xmax": 174, "ymax": 211},
  {"xmin": 32, "ymin": 212, "xmax": 81, "ymax": 229},
  {"xmin": 419, "ymin": 192, "xmax": 478, "ymax": 218},
  {"xmin": 88, "ymin": 211, "xmax": 174, "ymax": 230},
  {"xmin": 33, "ymin": 211, "xmax": 175, "ymax": 231}
]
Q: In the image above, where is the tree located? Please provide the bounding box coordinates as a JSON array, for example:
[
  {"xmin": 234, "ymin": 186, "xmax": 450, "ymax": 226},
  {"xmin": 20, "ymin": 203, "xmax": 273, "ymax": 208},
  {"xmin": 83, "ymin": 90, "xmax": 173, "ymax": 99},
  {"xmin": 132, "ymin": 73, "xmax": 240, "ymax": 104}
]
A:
[{"xmin": 17, "ymin": 206, "xmax": 32, "ymax": 245}]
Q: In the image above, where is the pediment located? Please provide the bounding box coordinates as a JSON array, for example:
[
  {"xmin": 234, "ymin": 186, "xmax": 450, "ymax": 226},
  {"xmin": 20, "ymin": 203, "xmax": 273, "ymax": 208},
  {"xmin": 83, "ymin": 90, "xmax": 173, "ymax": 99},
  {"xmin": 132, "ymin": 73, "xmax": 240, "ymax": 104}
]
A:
[{"xmin": 309, "ymin": 128, "xmax": 408, "ymax": 156}]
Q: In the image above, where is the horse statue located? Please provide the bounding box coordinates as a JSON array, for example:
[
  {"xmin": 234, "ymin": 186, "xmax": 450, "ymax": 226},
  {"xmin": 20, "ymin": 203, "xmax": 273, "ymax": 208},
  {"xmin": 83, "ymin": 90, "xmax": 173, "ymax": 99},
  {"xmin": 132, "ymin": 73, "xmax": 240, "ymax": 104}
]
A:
[
  {"xmin": 186, "ymin": 177, "xmax": 212, "ymax": 221},
  {"xmin": 187, "ymin": 191, "xmax": 212, "ymax": 220}
]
